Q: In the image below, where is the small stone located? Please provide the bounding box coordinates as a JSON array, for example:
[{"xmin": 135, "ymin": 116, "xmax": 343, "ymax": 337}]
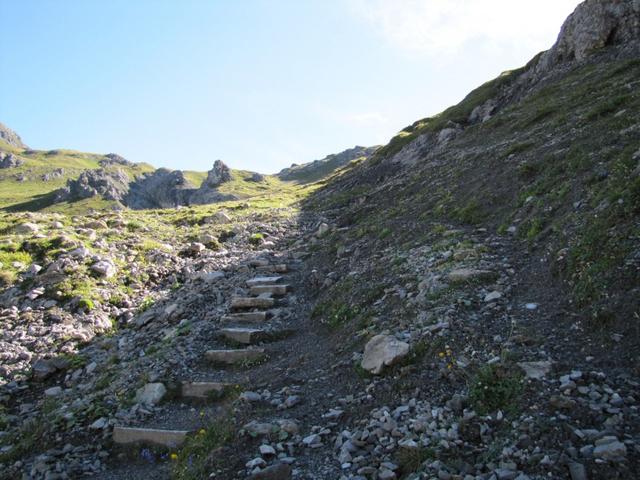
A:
[
  {"xmin": 259, "ymin": 444, "xmax": 276, "ymax": 456},
  {"xmin": 517, "ymin": 361, "xmax": 553, "ymax": 380},
  {"xmin": 484, "ymin": 291, "xmax": 502, "ymax": 302},
  {"xmin": 135, "ymin": 383, "xmax": 166, "ymax": 406},
  {"xmin": 593, "ymin": 437, "xmax": 626, "ymax": 459},
  {"xmin": 44, "ymin": 386, "xmax": 62, "ymax": 397}
]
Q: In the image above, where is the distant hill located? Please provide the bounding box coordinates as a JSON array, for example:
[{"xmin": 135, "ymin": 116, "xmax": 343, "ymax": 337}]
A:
[{"xmin": 277, "ymin": 145, "xmax": 379, "ymax": 183}]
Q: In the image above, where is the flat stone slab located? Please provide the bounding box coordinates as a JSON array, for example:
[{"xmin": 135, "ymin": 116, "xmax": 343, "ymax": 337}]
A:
[
  {"xmin": 220, "ymin": 328, "xmax": 266, "ymax": 344},
  {"xmin": 231, "ymin": 296, "xmax": 275, "ymax": 309},
  {"xmin": 246, "ymin": 276, "xmax": 283, "ymax": 287},
  {"xmin": 250, "ymin": 284, "xmax": 289, "ymax": 296},
  {"xmin": 255, "ymin": 264, "xmax": 288, "ymax": 273},
  {"xmin": 112, "ymin": 426, "xmax": 188, "ymax": 447},
  {"xmin": 221, "ymin": 312, "xmax": 268, "ymax": 323},
  {"xmin": 447, "ymin": 268, "xmax": 497, "ymax": 284},
  {"xmin": 205, "ymin": 348, "xmax": 266, "ymax": 365},
  {"xmin": 181, "ymin": 381, "xmax": 231, "ymax": 399}
]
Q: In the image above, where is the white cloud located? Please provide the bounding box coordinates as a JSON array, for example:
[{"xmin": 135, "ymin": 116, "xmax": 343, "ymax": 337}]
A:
[{"xmin": 348, "ymin": 0, "xmax": 582, "ymax": 56}]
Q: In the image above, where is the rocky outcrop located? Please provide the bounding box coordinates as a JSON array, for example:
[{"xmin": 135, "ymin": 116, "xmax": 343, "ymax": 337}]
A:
[
  {"xmin": 202, "ymin": 159, "xmax": 231, "ymax": 188},
  {"xmin": 278, "ymin": 146, "xmax": 379, "ymax": 183},
  {"xmin": 55, "ymin": 169, "xmax": 130, "ymax": 203},
  {"xmin": 0, "ymin": 122, "xmax": 26, "ymax": 149},
  {"xmin": 53, "ymin": 160, "xmax": 237, "ymax": 209},
  {"xmin": 125, "ymin": 169, "xmax": 195, "ymax": 209},
  {"xmin": 0, "ymin": 152, "xmax": 24, "ymax": 169},
  {"xmin": 539, "ymin": 0, "xmax": 640, "ymax": 68}
]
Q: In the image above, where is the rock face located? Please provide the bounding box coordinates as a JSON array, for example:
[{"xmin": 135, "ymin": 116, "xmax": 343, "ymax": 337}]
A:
[
  {"xmin": 0, "ymin": 152, "xmax": 24, "ymax": 168},
  {"xmin": 278, "ymin": 146, "xmax": 379, "ymax": 183},
  {"xmin": 0, "ymin": 122, "xmax": 26, "ymax": 148},
  {"xmin": 188, "ymin": 160, "xmax": 237, "ymax": 205},
  {"xmin": 540, "ymin": 0, "xmax": 640, "ymax": 67},
  {"xmin": 56, "ymin": 169, "xmax": 130, "ymax": 203},
  {"xmin": 361, "ymin": 335, "xmax": 410, "ymax": 374}
]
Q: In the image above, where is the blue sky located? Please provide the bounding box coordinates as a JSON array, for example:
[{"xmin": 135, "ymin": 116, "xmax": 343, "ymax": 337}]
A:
[{"xmin": 1, "ymin": 0, "xmax": 580, "ymax": 173}]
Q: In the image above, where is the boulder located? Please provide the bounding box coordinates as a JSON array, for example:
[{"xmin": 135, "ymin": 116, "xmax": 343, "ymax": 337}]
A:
[{"xmin": 361, "ymin": 335, "xmax": 410, "ymax": 374}]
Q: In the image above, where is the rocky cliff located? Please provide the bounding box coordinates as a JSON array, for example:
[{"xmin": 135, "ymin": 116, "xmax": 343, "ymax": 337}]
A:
[{"xmin": 0, "ymin": 122, "xmax": 26, "ymax": 149}]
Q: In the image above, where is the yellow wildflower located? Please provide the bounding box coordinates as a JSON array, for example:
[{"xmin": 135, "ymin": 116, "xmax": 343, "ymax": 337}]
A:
[{"xmin": 170, "ymin": 453, "xmax": 178, "ymax": 461}]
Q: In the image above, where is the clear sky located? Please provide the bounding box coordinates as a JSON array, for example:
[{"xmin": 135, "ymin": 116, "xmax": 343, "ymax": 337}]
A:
[{"xmin": 1, "ymin": 0, "xmax": 581, "ymax": 173}]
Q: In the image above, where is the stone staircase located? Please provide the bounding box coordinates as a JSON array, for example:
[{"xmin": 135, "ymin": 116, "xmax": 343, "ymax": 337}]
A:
[{"xmin": 112, "ymin": 255, "xmax": 296, "ymax": 456}]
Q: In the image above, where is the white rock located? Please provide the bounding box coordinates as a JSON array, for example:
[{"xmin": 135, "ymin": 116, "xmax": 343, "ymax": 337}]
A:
[
  {"xmin": 517, "ymin": 361, "xmax": 553, "ymax": 380},
  {"xmin": 361, "ymin": 335, "xmax": 410, "ymax": 374},
  {"xmin": 135, "ymin": 383, "xmax": 166, "ymax": 406},
  {"xmin": 484, "ymin": 291, "xmax": 502, "ymax": 302},
  {"xmin": 91, "ymin": 260, "xmax": 116, "ymax": 278}
]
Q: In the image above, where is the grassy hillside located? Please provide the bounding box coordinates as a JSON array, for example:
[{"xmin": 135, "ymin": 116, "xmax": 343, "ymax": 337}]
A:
[
  {"xmin": 0, "ymin": 141, "xmax": 155, "ymax": 210},
  {"xmin": 307, "ymin": 53, "xmax": 640, "ymax": 330}
]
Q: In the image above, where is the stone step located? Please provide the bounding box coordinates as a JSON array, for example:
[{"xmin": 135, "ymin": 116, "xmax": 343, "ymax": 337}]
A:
[
  {"xmin": 221, "ymin": 311, "xmax": 268, "ymax": 323},
  {"xmin": 112, "ymin": 426, "xmax": 188, "ymax": 447},
  {"xmin": 205, "ymin": 348, "xmax": 266, "ymax": 365},
  {"xmin": 219, "ymin": 328, "xmax": 267, "ymax": 345},
  {"xmin": 181, "ymin": 381, "xmax": 232, "ymax": 399},
  {"xmin": 246, "ymin": 276, "xmax": 283, "ymax": 287},
  {"xmin": 248, "ymin": 259, "xmax": 270, "ymax": 267},
  {"xmin": 231, "ymin": 296, "xmax": 275, "ymax": 309},
  {"xmin": 250, "ymin": 284, "xmax": 289, "ymax": 296},
  {"xmin": 255, "ymin": 264, "xmax": 288, "ymax": 273}
]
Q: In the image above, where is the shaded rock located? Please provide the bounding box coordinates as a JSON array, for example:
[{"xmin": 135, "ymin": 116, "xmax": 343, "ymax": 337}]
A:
[{"xmin": 248, "ymin": 463, "xmax": 292, "ymax": 480}]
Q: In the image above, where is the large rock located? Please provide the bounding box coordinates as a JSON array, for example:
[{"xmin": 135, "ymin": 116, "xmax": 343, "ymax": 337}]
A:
[
  {"xmin": 202, "ymin": 160, "xmax": 231, "ymax": 187},
  {"xmin": 361, "ymin": 335, "xmax": 410, "ymax": 374},
  {"xmin": 125, "ymin": 168, "xmax": 195, "ymax": 209},
  {"xmin": 56, "ymin": 168, "xmax": 130, "ymax": 203}
]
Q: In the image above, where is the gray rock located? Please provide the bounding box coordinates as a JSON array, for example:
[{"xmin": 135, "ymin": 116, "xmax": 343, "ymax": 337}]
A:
[
  {"xmin": 593, "ymin": 437, "xmax": 626, "ymax": 459},
  {"xmin": 135, "ymin": 383, "xmax": 166, "ymax": 406},
  {"xmin": 361, "ymin": 335, "xmax": 410, "ymax": 374},
  {"xmin": 248, "ymin": 463, "xmax": 292, "ymax": 480}
]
